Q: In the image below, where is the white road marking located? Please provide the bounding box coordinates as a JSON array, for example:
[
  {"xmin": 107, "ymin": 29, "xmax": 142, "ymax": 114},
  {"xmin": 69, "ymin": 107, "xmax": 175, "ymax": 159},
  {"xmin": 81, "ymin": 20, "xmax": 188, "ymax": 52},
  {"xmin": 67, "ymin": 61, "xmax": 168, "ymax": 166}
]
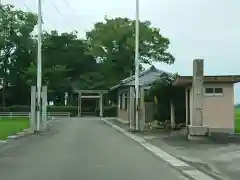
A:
[{"xmin": 183, "ymin": 170, "xmax": 215, "ymax": 180}]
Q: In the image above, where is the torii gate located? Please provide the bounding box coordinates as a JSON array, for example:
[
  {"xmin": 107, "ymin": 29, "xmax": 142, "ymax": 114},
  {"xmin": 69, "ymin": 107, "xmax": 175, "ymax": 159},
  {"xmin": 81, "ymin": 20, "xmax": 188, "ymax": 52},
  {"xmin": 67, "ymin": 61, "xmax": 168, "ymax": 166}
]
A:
[{"xmin": 74, "ymin": 89, "xmax": 108, "ymax": 117}]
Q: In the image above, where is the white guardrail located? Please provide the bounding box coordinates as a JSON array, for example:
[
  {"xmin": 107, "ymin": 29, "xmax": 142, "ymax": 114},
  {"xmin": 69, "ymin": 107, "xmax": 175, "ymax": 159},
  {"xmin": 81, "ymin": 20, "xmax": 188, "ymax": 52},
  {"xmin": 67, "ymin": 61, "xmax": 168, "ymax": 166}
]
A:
[{"xmin": 0, "ymin": 112, "xmax": 71, "ymax": 120}]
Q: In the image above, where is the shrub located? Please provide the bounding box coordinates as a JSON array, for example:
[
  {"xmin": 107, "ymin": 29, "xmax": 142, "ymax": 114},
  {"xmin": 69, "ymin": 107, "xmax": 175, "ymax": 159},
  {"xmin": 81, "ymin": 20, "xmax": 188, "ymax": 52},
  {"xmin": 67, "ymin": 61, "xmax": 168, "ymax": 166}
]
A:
[
  {"xmin": 2, "ymin": 105, "xmax": 117, "ymax": 117},
  {"xmin": 47, "ymin": 106, "xmax": 78, "ymax": 117},
  {"xmin": 2, "ymin": 105, "xmax": 78, "ymax": 117},
  {"xmin": 96, "ymin": 105, "xmax": 117, "ymax": 117},
  {"xmin": 4, "ymin": 105, "xmax": 30, "ymax": 112}
]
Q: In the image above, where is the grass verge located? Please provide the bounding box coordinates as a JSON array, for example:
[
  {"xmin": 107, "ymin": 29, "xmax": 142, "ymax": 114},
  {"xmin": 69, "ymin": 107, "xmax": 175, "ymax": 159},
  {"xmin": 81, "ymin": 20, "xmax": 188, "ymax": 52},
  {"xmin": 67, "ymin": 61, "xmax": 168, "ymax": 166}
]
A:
[
  {"xmin": 235, "ymin": 108, "xmax": 240, "ymax": 133},
  {"xmin": 0, "ymin": 117, "xmax": 29, "ymax": 140}
]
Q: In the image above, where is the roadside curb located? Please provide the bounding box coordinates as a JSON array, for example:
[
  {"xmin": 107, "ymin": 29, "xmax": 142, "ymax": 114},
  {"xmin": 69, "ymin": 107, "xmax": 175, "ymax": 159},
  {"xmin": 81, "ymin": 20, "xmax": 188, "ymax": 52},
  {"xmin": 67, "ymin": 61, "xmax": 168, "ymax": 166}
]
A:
[
  {"xmin": 103, "ymin": 119, "xmax": 217, "ymax": 180},
  {"xmin": 7, "ymin": 128, "xmax": 31, "ymax": 140},
  {"xmin": 1, "ymin": 120, "xmax": 56, "ymax": 147}
]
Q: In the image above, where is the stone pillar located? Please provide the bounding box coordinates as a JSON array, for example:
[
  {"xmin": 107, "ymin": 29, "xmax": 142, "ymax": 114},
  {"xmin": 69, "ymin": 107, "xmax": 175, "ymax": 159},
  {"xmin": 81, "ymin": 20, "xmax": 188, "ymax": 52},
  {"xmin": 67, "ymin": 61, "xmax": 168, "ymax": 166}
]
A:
[
  {"xmin": 170, "ymin": 100, "xmax": 175, "ymax": 130},
  {"xmin": 41, "ymin": 86, "xmax": 47, "ymax": 131},
  {"xmin": 30, "ymin": 86, "xmax": 36, "ymax": 133},
  {"xmin": 139, "ymin": 87, "xmax": 145, "ymax": 132},
  {"xmin": 188, "ymin": 59, "xmax": 209, "ymax": 139},
  {"xmin": 99, "ymin": 93, "xmax": 103, "ymax": 117},
  {"xmin": 192, "ymin": 59, "xmax": 204, "ymax": 126}
]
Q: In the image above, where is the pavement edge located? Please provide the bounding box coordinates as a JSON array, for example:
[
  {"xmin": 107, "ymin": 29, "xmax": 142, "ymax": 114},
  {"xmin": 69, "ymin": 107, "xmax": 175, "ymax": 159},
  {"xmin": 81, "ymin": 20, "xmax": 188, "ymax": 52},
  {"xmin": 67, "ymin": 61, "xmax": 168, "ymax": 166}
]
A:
[{"xmin": 103, "ymin": 119, "xmax": 216, "ymax": 180}]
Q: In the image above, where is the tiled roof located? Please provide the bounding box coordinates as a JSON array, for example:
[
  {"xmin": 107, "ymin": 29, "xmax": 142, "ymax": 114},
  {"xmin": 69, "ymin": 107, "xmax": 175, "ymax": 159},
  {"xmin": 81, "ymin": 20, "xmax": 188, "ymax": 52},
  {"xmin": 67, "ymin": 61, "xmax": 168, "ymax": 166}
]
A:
[{"xmin": 110, "ymin": 65, "xmax": 171, "ymax": 90}]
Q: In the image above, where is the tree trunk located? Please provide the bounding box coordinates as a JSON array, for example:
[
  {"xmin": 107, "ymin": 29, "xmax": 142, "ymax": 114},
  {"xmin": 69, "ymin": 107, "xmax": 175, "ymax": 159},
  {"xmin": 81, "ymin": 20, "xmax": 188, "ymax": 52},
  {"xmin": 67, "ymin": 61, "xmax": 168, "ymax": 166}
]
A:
[{"xmin": 1, "ymin": 81, "xmax": 6, "ymax": 108}]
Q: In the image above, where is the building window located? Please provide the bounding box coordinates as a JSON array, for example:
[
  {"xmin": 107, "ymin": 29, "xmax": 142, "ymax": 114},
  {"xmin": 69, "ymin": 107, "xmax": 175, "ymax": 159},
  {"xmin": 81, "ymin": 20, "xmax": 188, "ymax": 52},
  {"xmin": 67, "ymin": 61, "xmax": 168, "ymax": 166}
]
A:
[
  {"xmin": 205, "ymin": 87, "xmax": 223, "ymax": 96},
  {"xmin": 205, "ymin": 88, "xmax": 214, "ymax": 94},
  {"xmin": 214, "ymin": 88, "xmax": 223, "ymax": 95}
]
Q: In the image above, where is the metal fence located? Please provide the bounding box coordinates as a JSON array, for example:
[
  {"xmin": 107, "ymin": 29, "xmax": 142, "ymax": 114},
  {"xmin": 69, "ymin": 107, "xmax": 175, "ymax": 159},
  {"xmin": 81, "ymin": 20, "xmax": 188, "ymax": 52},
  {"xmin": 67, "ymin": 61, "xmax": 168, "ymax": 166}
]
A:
[{"xmin": 0, "ymin": 112, "xmax": 70, "ymax": 120}]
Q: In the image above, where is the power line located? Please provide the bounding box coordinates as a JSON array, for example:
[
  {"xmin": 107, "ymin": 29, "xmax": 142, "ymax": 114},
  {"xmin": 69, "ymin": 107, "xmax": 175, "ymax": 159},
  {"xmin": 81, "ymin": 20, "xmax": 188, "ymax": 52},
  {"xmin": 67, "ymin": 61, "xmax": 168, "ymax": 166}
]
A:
[
  {"xmin": 63, "ymin": 0, "xmax": 71, "ymax": 9},
  {"xmin": 23, "ymin": 1, "xmax": 55, "ymax": 30},
  {"xmin": 61, "ymin": 0, "xmax": 82, "ymax": 35},
  {"xmin": 51, "ymin": 3, "xmax": 65, "ymax": 19}
]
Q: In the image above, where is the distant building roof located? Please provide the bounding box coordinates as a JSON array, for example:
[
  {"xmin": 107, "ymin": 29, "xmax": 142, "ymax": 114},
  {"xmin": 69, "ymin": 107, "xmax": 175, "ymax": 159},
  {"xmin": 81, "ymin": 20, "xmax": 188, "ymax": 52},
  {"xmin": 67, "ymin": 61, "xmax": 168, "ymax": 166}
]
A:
[
  {"xmin": 110, "ymin": 65, "xmax": 171, "ymax": 90},
  {"xmin": 173, "ymin": 75, "xmax": 240, "ymax": 86}
]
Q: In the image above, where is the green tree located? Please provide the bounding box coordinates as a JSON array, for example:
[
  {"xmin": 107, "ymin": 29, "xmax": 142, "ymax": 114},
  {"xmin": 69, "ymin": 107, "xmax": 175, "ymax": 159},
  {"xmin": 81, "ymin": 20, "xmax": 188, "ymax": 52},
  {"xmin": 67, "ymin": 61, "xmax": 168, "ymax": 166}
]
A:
[
  {"xmin": 23, "ymin": 30, "xmax": 99, "ymax": 105},
  {"xmin": 0, "ymin": 4, "xmax": 37, "ymax": 106},
  {"xmin": 86, "ymin": 17, "xmax": 175, "ymax": 87}
]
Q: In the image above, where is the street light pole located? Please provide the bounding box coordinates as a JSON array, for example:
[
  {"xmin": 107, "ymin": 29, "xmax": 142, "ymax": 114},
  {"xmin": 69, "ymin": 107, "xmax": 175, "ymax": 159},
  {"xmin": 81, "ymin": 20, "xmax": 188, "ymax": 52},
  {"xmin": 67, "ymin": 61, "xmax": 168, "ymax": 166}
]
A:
[
  {"xmin": 36, "ymin": 0, "xmax": 43, "ymax": 132},
  {"xmin": 135, "ymin": 0, "xmax": 140, "ymax": 131}
]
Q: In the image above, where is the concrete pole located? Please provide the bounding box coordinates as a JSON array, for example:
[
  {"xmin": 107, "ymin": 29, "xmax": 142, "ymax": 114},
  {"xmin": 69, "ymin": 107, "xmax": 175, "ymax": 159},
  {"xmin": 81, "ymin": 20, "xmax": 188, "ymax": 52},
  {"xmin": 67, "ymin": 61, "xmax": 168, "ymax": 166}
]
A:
[
  {"xmin": 134, "ymin": 0, "xmax": 140, "ymax": 131},
  {"xmin": 36, "ymin": 0, "xmax": 43, "ymax": 132},
  {"xmin": 30, "ymin": 86, "xmax": 36, "ymax": 133}
]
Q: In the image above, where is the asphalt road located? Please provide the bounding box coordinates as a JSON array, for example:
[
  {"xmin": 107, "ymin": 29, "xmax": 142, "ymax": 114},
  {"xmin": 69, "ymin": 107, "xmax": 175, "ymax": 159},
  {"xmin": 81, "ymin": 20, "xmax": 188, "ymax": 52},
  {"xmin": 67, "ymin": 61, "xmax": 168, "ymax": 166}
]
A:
[{"xmin": 0, "ymin": 118, "xmax": 188, "ymax": 180}]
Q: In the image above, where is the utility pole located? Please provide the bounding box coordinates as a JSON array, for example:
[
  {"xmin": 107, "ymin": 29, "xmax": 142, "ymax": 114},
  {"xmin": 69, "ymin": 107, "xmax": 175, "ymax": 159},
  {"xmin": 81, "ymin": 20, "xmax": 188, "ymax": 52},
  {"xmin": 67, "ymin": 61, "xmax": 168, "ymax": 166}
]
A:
[
  {"xmin": 134, "ymin": 0, "xmax": 140, "ymax": 131},
  {"xmin": 36, "ymin": 0, "xmax": 43, "ymax": 132}
]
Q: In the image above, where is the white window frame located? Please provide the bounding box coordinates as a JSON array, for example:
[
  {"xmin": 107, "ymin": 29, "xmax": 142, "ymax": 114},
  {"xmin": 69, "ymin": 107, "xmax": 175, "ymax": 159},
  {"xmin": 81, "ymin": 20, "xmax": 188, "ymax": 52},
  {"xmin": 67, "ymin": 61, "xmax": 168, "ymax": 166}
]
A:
[{"xmin": 204, "ymin": 87, "xmax": 223, "ymax": 96}]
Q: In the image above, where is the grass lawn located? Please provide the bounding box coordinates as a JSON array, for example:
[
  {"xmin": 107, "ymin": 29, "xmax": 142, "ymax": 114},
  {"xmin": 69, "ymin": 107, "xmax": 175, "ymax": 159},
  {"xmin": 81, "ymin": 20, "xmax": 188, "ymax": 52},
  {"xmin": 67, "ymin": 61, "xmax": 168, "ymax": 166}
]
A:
[
  {"xmin": 0, "ymin": 117, "xmax": 29, "ymax": 140},
  {"xmin": 235, "ymin": 108, "xmax": 240, "ymax": 133}
]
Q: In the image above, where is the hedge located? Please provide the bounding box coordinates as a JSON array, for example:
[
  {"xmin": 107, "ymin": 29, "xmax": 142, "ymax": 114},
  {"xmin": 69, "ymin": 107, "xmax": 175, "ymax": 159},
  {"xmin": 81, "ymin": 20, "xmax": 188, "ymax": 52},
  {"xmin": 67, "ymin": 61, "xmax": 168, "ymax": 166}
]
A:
[
  {"xmin": 1, "ymin": 105, "xmax": 78, "ymax": 117},
  {"xmin": 95, "ymin": 105, "xmax": 117, "ymax": 117},
  {"xmin": 1, "ymin": 105, "xmax": 117, "ymax": 117}
]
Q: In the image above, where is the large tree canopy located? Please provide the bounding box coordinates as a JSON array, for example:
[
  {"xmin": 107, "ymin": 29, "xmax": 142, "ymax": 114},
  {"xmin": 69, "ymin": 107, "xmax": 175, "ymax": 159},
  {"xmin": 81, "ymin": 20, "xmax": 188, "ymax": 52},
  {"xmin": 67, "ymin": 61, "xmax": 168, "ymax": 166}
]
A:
[
  {"xmin": 0, "ymin": 4, "xmax": 176, "ymax": 107},
  {"xmin": 0, "ymin": 4, "xmax": 37, "ymax": 106},
  {"xmin": 86, "ymin": 17, "xmax": 175, "ymax": 86},
  {"xmin": 23, "ymin": 30, "xmax": 99, "ymax": 104}
]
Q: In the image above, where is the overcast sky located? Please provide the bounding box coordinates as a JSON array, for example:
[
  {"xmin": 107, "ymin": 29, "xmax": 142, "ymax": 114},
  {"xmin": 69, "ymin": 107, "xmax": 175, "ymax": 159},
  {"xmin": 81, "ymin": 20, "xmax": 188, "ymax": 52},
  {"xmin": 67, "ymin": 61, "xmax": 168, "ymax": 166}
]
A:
[{"xmin": 4, "ymin": 0, "xmax": 240, "ymax": 102}]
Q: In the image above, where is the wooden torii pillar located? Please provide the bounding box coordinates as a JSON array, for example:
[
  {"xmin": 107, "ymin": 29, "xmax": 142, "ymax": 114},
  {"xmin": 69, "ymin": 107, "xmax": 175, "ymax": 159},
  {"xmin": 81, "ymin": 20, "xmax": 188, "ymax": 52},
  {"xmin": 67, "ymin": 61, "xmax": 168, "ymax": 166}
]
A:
[{"xmin": 75, "ymin": 90, "xmax": 108, "ymax": 117}]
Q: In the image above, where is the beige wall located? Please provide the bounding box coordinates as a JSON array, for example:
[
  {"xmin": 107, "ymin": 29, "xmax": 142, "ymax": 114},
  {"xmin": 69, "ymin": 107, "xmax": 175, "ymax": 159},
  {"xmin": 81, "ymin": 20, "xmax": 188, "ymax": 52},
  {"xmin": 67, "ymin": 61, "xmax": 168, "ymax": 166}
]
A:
[
  {"xmin": 118, "ymin": 108, "xmax": 129, "ymax": 121},
  {"xmin": 189, "ymin": 83, "xmax": 235, "ymax": 133}
]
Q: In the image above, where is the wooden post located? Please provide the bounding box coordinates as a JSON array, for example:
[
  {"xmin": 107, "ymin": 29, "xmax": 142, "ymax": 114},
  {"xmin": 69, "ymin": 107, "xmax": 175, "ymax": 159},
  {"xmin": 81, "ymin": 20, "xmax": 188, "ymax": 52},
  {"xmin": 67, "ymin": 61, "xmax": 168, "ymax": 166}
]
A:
[
  {"xmin": 129, "ymin": 86, "xmax": 134, "ymax": 130},
  {"xmin": 170, "ymin": 100, "xmax": 175, "ymax": 130},
  {"xmin": 99, "ymin": 93, "xmax": 103, "ymax": 117},
  {"xmin": 139, "ymin": 87, "xmax": 145, "ymax": 132},
  {"xmin": 78, "ymin": 92, "xmax": 82, "ymax": 117},
  {"xmin": 185, "ymin": 88, "xmax": 189, "ymax": 128}
]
